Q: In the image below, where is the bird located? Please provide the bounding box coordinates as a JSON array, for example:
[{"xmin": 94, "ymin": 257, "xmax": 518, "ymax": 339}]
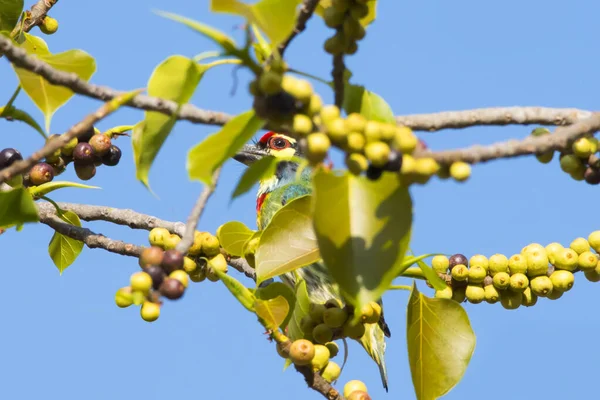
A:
[{"xmin": 234, "ymin": 131, "xmax": 391, "ymax": 391}]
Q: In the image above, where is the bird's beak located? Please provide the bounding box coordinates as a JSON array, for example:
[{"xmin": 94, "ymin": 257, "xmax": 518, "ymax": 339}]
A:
[{"xmin": 233, "ymin": 145, "xmax": 269, "ymax": 166}]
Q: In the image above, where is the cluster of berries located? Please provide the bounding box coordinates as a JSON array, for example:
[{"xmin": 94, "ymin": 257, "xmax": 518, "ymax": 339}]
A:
[
  {"xmin": 432, "ymin": 231, "xmax": 600, "ymax": 309},
  {"xmin": 323, "ymin": 0, "xmax": 370, "ymax": 57},
  {"xmin": 114, "ymin": 227, "xmax": 228, "ymax": 322}
]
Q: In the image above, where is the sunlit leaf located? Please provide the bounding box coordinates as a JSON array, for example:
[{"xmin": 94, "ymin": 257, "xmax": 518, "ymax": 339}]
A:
[
  {"xmin": 216, "ymin": 221, "xmax": 256, "ymax": 257},
  {"xmin": 342, "ymin": 84, "xmax": 395, "ymax": 124},
  {"xmin": 231, "ymin": 155, "xmax": 279, "ymax": 200},
  {"xmin": 0, "ymin": 105, "xmax": 45, "ymax": 139},
  {"xmin": 211, "ymin": 0, "xmax": 300, "ymax": 46},
  {"xmin": 48, "ymin": 210, "xmax": 84, "ymax": 274},
  {"xmin": 11, "ymin": 34, "xmax": 96, "ymax": 132},
  {"xmin": 28, "ymin": 180, "xmax": 100, "ymax": 198},
  {"xmin": 0, "ymin": 0, "xmax": 23, "ymax": 32},
  {"xmin": 315, "ymin": 0, "xmax": 377, "ymax": 27},
  {"xmin": 254, "ymin": 281, "xmax": 295, "ymax": 329},
  {"xmin": 254, "ymin": 295, "xmax": 290, "ymax": 330},
  {"xmin": 213, "ymin": 267, "xmax": 256, "ymax": 312},
  {"xmin": 287, "ymin": 277, "xmax": 310, "ymax": 341},
  {"xmin": 255, "ymin": 195, "xmax": 320, "ymax": 284},
  {"xmin": 0, "ymin": 186, "xmax": 39, "ymax": 228},
  {"xmin": 187, "ymin": 110, "xmax": 265, "ymax": 185},
  {"xmin": 312, "ymin": 169, "xmax": 412, "ymax": 311},
  {"xmin": 407, "ymin": 283, "xmax": 476, "ymax": 400},
  {"xmin": 251, "ymin": 23, "xmax": 272, "ymax": 63}
]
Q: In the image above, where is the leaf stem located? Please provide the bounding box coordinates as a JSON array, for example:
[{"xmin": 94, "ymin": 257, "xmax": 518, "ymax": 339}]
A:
[{"xmin": 1, "ymin": 85, "xmax": 22, "ymax": 115}]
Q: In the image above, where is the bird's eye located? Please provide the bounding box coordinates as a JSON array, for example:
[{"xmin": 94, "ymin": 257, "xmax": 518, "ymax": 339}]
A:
[{"xmin": 268, "ymin": 136, "xmax": 291, "ymax": 150}]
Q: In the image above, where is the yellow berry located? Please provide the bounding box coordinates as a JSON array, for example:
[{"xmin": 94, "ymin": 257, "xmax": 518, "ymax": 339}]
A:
[
  {"xmin": 364, "ymin": 141, "xmax": 391, "ymax": 167},
  {"xmin": 311, "ymin": 344, "xmax": 331, "ymax": 371},
  {"xmin": 115, "ymin": 287, "xmax": 133, "ymax": 308},
  {"xmin": 414, "ymin": 157, "xmax": 440, "ymax": 176},
  {"xmin": 449, "ymin": 161, "xmax": 471, "ymax": 182},
  {"xmin": 345, "ymin": 113, "xmax": 367, "ymax": 133},
  {"xmin": 293, "ymin": 114, "xmax": 313, "ymax": 136},
  {"xmin": 469, "ymin": 254, "xmax": 489, "ymax": 269},
  {"xmin": 344, "ymin": 380, "xmax": 368, "ymax": 398},
  {"xmin": 394, "ymin": 126, "xmax": 418, "ymax": 154},
  {"xmin": 346, "ymin": 132, "xmax": 366, "ymax": 153},
  {"xmin": 169, "ymin": 270, "xmax": 189, "ymax": 288},
  {"xmin": 346, "ymin": 153, "xmax": 368, "ymax": 175},
  {"xmin": 148, "ymin": 227, "xmax": 170, "ymax": 248},
  {"xmin": 321, "ymin": 361, "xmax": 341, "ymax": 382},
  {"xmin": 140, "ymin": 301, "xmax": 160, "ymax": 322},
  {"xmin": 588, "ymin": 230, "xmax": 600, "ymax": 252},
  {"xmin": 182, "ymin": 256, "xmax": 198, "ymax": 273},
  {"xmin": 570, "ymin": 237, "xmax": 591, "ymax": 254},
  {"xmin": 307, "ymin": 132, "xmax": 331, "ymax": 164},
  {"xmin": 320, "ymin": 105, "xmax": 340, "ymax": 123},
  {"xmin": 432, "ymin": 255, "xmax": 450, "ymax": 274},
  {"xmin": 40, "ymin": 16, "xmax": 59, "ymax": 34},
  {"xmin": 363, "ymin": 121, "xmax": 382, "ymax": 142},
  {"xmin": 130, "ymin": 271, "xmax": 153, "ymax": 293},
  {"xmin": 258, "ymin": 71, "xmax": 283, "ymax": 95},
  {"xmin": 325, "ymin": 118, "xmax": 348, "ymax": 142}
]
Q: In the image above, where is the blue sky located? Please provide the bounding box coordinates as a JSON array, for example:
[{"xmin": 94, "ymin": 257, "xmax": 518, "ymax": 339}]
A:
[{"xmin": 1, "ymin": 1, "xmax": 599, "ymax": 399}]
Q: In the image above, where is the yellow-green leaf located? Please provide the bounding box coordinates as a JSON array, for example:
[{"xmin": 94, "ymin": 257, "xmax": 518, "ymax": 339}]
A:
[
  {"xmin": 312, "ymin": 169, "xmax": 412, "ymax": 311},
  {"xmin": 231, "ymin": 155, "xmax": 279, "ymax": 200},
  {"xmin": 254, "ymin": 295, "xmax": 290, "ymax": 331},
  {"xmin": 342, "ymin": 84, "xmax": 395, "ymax": 124},
  {"xmin": 214, "ymin": 267, "xmax": 256, "ymax": 312},
  {"xmin": 154, "ymin": 10, "xmax": 237, "ymax": 53},
  {"xmin": 251, "ymin": 23, "xmax": 272, "ymax": 63},
  {"xmin": 211, "ymin": 0, "xmax": 300, "ymax": 46},
  {"xmin": 134, "ymin": 55, "xmax": 204, "ymax": 188},
  {"xmin": 254, "ymin": 281, "xmax": 295, "ymax": 329},
  {"xmin": 315, "ymin": 0, "xmax": 377, "ymax": 27},
  {"xmin": 287, "ymin": 276, "xmax": 310, "ymax": 341},
  {"xmin": 28, "ymin": 180, "xmax": 100, "ymax": 198},
  {"xmin": 216, "ymin": 221, "xmax": 256, "ymax": 257},
  {"xmin": 12, "ymin": 36, "xmax": 96, "ymax": 132},
  {"xmin": 255, "ymin": 195, "xmax": 321, "ymax": 284},
  {"xmin": 407, "ymin": 283, "xmax": 476, "ymax": 400},
  {"xmin": 0, "ymin": 186, "xmax": 39, "ymax": 228},
  {"xmin": 0, "ymin": 0, "xmax": 23, "ymax": 32},
  {"xmin": 187, "ymin": 110, "xmax": 265, "ymax": 185},
  {"xmin": 48, "ymin": 210, "xmax": 84, "ymax": 274},
  {"xmin": 0, "ymin": 105, "xmax": 45, "ymax": 139}
]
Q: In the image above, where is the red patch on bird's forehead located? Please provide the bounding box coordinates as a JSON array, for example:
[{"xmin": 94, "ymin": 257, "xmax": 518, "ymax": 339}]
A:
[{"xmin": 258, "ymin": 131, "xmax": 278, "ymax": 145}]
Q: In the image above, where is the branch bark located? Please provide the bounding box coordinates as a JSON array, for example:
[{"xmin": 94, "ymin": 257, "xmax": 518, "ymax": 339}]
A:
[
  {"xmin": 276, "ymin": 0, "xmax": 320, "ymax": 57},
  {"xmin": 10, "ymin": 0, "xmax": 58, "ymax": 37},
  {"xmin": 332, "ymin": 54, "xmax": 345, "ymax": 109}
]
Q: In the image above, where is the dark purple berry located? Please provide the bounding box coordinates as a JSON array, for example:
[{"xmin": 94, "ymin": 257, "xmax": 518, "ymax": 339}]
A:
[
  {"xmin": 101, "ymin": 145, "xmax": 122, "ymax": 167},
  {"xmin": 584, "ymin": 167, "xmax": 600, "ymax": 185},
  {"xmin": 73, "ymin": 142, "xmax": 95, "ymax": 165},
  {"xmin": 383, "ymin": 150, "xmax": 403, "ymax": 172},
  {"xmin": 74, "ymin": 163, "xmax": 96, "ymax": 180},
  {"xmin": 161, "ymin": 249, "xmax": 184, "ymax": 274},
  {"xmin": 159, "ymin": 278, "xmax": 185, "ymax": 300},
  {"xmin": 0, "ymin": 148, "xmax": 23, "ymax": 169},
  {"xmin": 29, "ymin": 162, "xmax": 55, "ymax": 185},
  {"xmin": 89, "ymin": 134, "xmax": 112, "ymax": 157},
  {"xmin": 449, "ymin": 253, "xmax": 468, "ymax": 269},
  {"xmin": 366, "ymin": 164, "xmax": 383, "ymax": 181},
  {"xmin": 49, "ymin": 157, "xmax": 67, "ymax": 176},
  {"xmin": 144, "ymin": 265, "xmax": 166, "ymax": 290},
  {"xmin": 78, "ymin": 126, "xmax": 96, "ymax": 143}
]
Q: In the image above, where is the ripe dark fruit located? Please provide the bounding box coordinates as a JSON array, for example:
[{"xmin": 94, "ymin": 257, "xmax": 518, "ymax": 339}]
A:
[
  {"xmin": 159, "ymin": 278, "xmax": 185, "ymax": 300},
  {"xmin": 101, "ymin": 145, "xmax": 122, "ymax": 166},
  {"xmin": 383, "ymin": 150, "xmax": 403, "ymax": 172},
  {"xmin": 29, "ymin": 162, "xmax": 54, "ymax": 185},
  {"xmin": 584, "ymin": 167, "xmax": 600, "ymax": 185},
  {"xmin": 144, "ymin": 265, "xmax": 165, "ymax": 290},
  {"xmin": 73, "ymin": 142, "xmax": 95, "ymax": 165},
  {"xmin": 0, "ymin": 148, "xmax": 23, "ymax": 169},
  {"xmin": 79, "ymin": 126, "xmax": 96, "ymax": 143},
  {"xmin": 74, "ymin": 163, "xmax": 96, "ymax": 180},
  {"xmin": 161, "ymin": 249, "xmax": 184, "ymax": 273},
  {"xmin": 139, "ymin": 246, "xmax": 165, "ymax": 268},
  {"xmin": 50, "ymin": 156, "xmax": 67, "ymax": 176},
  {"xmin": 366, "ymin": 164, "xmax": 383, "ymax": 180},
  {"xmin": 449, "ymin": 253, "xmax": 468, "ymax": 269}
]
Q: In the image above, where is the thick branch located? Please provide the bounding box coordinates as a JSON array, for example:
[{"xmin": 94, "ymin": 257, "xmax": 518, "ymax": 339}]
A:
[
  {"xmin": 227, "ymin": 256, "xmax": 257, "ymax": 281},
  {"xmin": 10, "ymin": 0, "xmax": 58, "ymax": 37},
  {"xmin": 332, "ymin": 54, "xmax": 345, "ymax": 108},
  {"xmin": 397, "ymin": 106, "xmax": 594, "ymax": 132},
  {"xmin": 277, "ymin": 0, "xmax": 320, "ymax": 57}
]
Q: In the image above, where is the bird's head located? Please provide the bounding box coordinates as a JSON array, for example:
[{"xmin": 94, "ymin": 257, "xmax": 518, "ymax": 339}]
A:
[{"xmin": 233, "ymin": 131, "xmax": 302, "ymax": 166}]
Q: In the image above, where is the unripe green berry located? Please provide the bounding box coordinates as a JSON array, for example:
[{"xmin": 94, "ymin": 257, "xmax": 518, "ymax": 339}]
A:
[
  {"xmin": 465, "ymin": 285, "xmax": 485, "ymax": 304},
  {"xmin": 326, "ymin": 118, "xmax": 348, "ymax": 143},
  {"xmin": 570, "ymin": 237, "xmax": 590, "ymax": 254},
  {"xmin": 189, "ymin": 267, "xmax": 206, "ymax": 283},
  {"xmin": 324, "ymin": 6, "xmax": 345, "ymax": 28},
  {"xmin": 350, "ymin": 3, "xmax": 369, "ymax": 19},
  {"xmin": 320, "ymin": 105, "xmax": 340, "ymax": 123},
  {"xmin": 344, "ymin": 380, "xmax": 368, "ymax": 398},
  {"xmin": 342, "ymin": 319, "xmax": 366, "ymax": 339},
  {"xmin": 40, "ymin": 16, "xmax": 59, "ymax": 34},
  {"xmin": 553, "ymin": 247, "xmax": 579, "ymax": 271},
  {"xmin": 584, "ymin": 269, "xmax": 600, "ymax": 282},
  {"xmin": 570, "ymin": 167, "xmax": 586, "ymax": 181},
  {"xmin": 346, "ymin": 153, "xmax": 369, "ymax": 175},
  {"xmin": 468, "ymin": 265, "xmax": 487, "ymax": 284},
  {"xmin": 572, "ymin": 137, "xmax": 594, "ymax": 158},
  {"xmin": 550, "ymin": 270, "xmax": 575, "ymax": 292},
  {"xmin": 300, "ymin": 315, "xmax": 317, "ymax": 334},
  {"xmin": 449, "ymin": 161, "xmax": 471, "ymax": 182},
  {"xmin": 546, "ymin": 289, "xmax": 564, "ymax": 300},
  {"xmin": 500, "ymin": 290, "xmax": 522, "ymax": 310},
  {"xmin": 367, "ymin": 301, "xmax": 382, "ymax": 324},
  {"xmin": 432, "ymin": 255, "xmax": 450, "ymax": 274},
  {"xmin": 545, "ymin": 242, "xmax": 564, "ymax": 264},
  {"xmin": 206, "ymin": 253, "xmax": 228, "ymax": 281},
  {"xmin": 451, "ymin": 264, "xmax": 469, "ymax": 281},
  {"xmin": 321, "ymin": 360, "xmax": 341, "ymax": 383},
  {"xmin": 578, "ymin": 251, "xmax": 598, "ymax": 271},
  {"xmin": 289, "ymin": 339, "xmax": 315, "ymax": 366},
  {"xmin": 311, "ymin": 344, "xmax": 331, "ymax": 371},
  {"xmin": 293, "ymin": 114, "xmax": 313, "ymax": 136},
  {"xmin": 363, "ymin": 121, "xmax": 382, "ymax": 142},
  {"xmin": 309, "ymin": 303, "xmax": 327, "ymax": 323},
  {"xmin": 346, "ymin": 132, "xmax": 366, "ymax": 153},
  {"xmin": 163, "ymin": 234, "xmax": 181, "ymax": 250},
  {"xmin": 394, "ymin": 126, "xmax": 418, "ymax": 154},
  {"xmin": 492, "ymin": 272, "xmax": 510, "ymax": 290},
  {"xmin": 258, "ymin": 71, "xmax": 283, "ymax": 95},
  {"xmin": 488, "ymin": 254, "xmax": 509, "ymax": 276},
  {"xmin": 509, "ymin": 273, "xmax": 529, "ymax": 292},
  {"xmin": 536, "ymin": 151, "xmax": 554, "ymax": 164},
  {"xmin": 522, "ymin": 287, "xmax": 538, "ymax": 307},
  {"xmin": 343, "ymin": 17, "xmax": 364, "ymax": 40},
  {"xmin": 130, "ymin": 271, "xmax": 153, "ymax": 293},
  {"xmin": 560, "ymin": 154, "xmax": 584, "ymax": 173},
  {"xmin": 325, "ymin": 298, "xmax": 343, "ymax": 308},
  {"xmin": 364, "ymin": 141, "xmax": 391, "ymax": 168},
  {"xmin": 313, "ymin": 323, "xmax": 334, "ymax": 344},
  {"xmin": 201, "ymin": 233, "xmax": 221, "ymax": 257},
  {"xmin": 484, "ymin": 285, "xmax": 500, "ymax": 304},
  {"xmin": 414, "ymin": 157, "xmax": 440, "ymax": 177},
  {"xmin": 308, "ymin": 94, "xmax": 323, "ymax": 116},
  {"xmin": 530, "ymin": 275, "xmax": 554, "ymax": 297},
  {"xmin": 324, "ymin": 32, "xmax": 346, "ymax": 55},
  {"xmin": 345, "ymin": 113, "xmax": 367, "ymax": 133},
  {"xmin": 115, "ymin": 287, "xmax": 133, "ymax": 308},
  {"xmin": 140, "ymin": 301, "xmax": 160, "ymax": 322},
  {"xmin": 449, "ymin": 286, "xmax": 465, "ymax": 303},
  {"xmin": 434, "ymin": 286, "xmax": 453, "ymax": 299},
  {"xmin": 508, "ymin": 254, "xmax": 527, "ymax": 274},
  {"xmin": 307, "ymin": 132, "xmax": 331, "ymax": 164},
  {"xmin": 282, "ymin": 76, "xmax": 313, "ymax": 103},
  {"xmin": 325, "ymin": 342, "xmax": 339, "ymax": 358},
  {"xmin": 323, "ymin": 307, "xmax": 348, "ymax": 328},
  {"xmin": 525, "ymin": 250, "xmax": 549, "ymax": 277}
]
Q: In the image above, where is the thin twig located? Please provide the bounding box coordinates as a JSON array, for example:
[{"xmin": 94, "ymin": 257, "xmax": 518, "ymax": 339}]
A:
[
  {"xmin": 276, "ymin": 0, "xmax": 320, "ymax": 57},
  {"xmin": 176, "ymin": 168, "xmax": 222, "ymax": 255},
  {"xmin": 226, "ymin": 256, "xmax": 257, "ymax": 281},
  {"xmin": 332, "ymin": 54, "xmax": 345, "ymax": 109},
  {"xmin": 0, "ymin": 92, "xmax": 138, "ymax": 184},
  {"xmin": 9, "ymin": 0, "xmax": 58, "ymax": 37}
]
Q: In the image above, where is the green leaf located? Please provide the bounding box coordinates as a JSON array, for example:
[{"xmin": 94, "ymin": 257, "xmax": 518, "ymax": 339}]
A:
[
  {"xmin": 254, "ymin": 281, "xmax": 296, "ymax": 329},
  {"xmin": 187, "ymin": 110, "xmax": 265, "ymax": 185},
  {"xmin": 11, "ymin": 34, "xmax": 96, "ymax": 132},
  {"xmin": 407, "ymin": 283, "xmax": 476, "ymax": 400},
  {"xmin": 0, "ymin": 0, "xmax": 23, "ymax": 32},
  {"xmin": 216, "ymin": 221, "xmax": 256, "ymax": 257},
  {"xmin": 342, "ymin": 84, "xmax": 396, "ymax": 124},
  {"xmin": 28, "ymin": 180, "xmax": 100, "ymax": 198},
  {"xmin": 0, "ymin": 186, "xmax": 39, "ymax": 228},
  {"xmin": 416, "ymin": 258, "xmax": 448, "ymax": 291},
  {"xmin": 134, "ymin": 55, "xmax": 205, "ymax": 188},
  {"xmin": 255, "ymin": 195, "xmax": 321, "ymax": 284},
  {"xmin": 213, "ymin": 267, "xmax": 256, "ymax": 312},
  {"xmin": 312, "ymin": 169, "xmax": 412, "ymax": 311},
  {"xmin": 154, "ymin": 10, "xmax": 237, "ymax": 53},
  {"xmin": 0, "ymin": 105, "xmax": 45, "ymax": 139},
  {"xmin": 251, "ymin": 23, "xmax": 272, "ymax": 63},
  {"xmin": 315, "ymin": 0, "xmax": 377, "ymax": 27},
  {"xmin": 254, "ymin": 295, "xmax": 290, "ymax": 331},
  {"xmin": 211, "ymin": 0, "xmax": 300, "ymax": 46},
  {"xmin": 287, "ymin": 276, "xmax": 310, "ymax": 341},
  {"xmin": 231, "ymin": 155, "xmax": 279, "ymax": 200},
  {"xmin": 48, "ymin": 210, "xmax": 84, "ymax": 274}
]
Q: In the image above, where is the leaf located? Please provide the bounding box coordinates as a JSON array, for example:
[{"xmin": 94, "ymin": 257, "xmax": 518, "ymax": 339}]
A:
[
  {"xmin": 48, "ymin": 210, "xmax": 84, "ymax": 274},
  {"xmin": 0, "ymin": 0, "xmax": 23, "ymax": 32},
  {"xmin": 154, "ymin": 10, "xmax": 237, "ymax": 53},
  {"xmin": 28, "ymin": 180, "xmax": 100, "ymax": 198},
  {"xmin": 134, "ymin": 55, "xmax": 205, "ymax": 188},
  {"xmin": 254, "ymin": 281, "xmax": 296, "ymax": 329},
  {"xmin": 407, "ymin": 283, "xmax": 476, "ymax": 400},
  {"xmin": 287, "ymin": 277, "xmax": 310, "ymax": 341},
  {"xmin": 312, "ymin": 169, "xmax": 412, "ymax": 311},
  {"xmin": 211, "ymin": 0, "xmax": 300, "ymax": 46},
  {"xmin": 213, "ymin": 267, "xmax": 256, "ymax": 312},
  {"xmin": 12, "ymin": 35, "xmax": 96, "ymax": 132},
  {"xmin": 231, "ymin": 155, "xmax": 280, "ymax": 200},
  {"xmin": 0, "ymin": 105, "xmax": 45, "ymax": 139},
  {"xmin": 254, "ymin": 296, "xmax": 290, "ymax": 331},
  {"xmin": 251, "ymin": 23, "xmax": 272, "ymax": 63},
  {"xmin": 315, "ymin": 0, "xmax": 377, "ymax": 27},
  {"xmin": 187, "ymin": 110, "xmax": 265, "ymax": 185},
  {"xmin": 0, "ymin": 186, "xmax": 39, "ymax": 228},
  {"xmin": 255, "ymin": 195, "xmax": 321, "ymax": 284},
  {"xmin": 216, "ymin": 221, "xmax": 256, "ymax": 257},
  {"xmin": 342, "ymin": 84, "xmax": 396, "ymax": 124}
]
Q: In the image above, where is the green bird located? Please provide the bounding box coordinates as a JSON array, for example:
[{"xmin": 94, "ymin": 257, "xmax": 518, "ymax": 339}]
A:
[{"xmin": 234, "ymin": 131, "xmax": 391, "ymax": 391}]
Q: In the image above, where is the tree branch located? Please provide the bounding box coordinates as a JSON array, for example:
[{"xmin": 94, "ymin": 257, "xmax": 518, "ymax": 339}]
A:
[
  {"xmin": 0, "ymin": 92, "xmax": 137, "ymax": 184},
  {"xmin": 397, "ymin": 106, "xmax": 594, "ymax": 132},
  {"xmin": 10, "ymin": 0, "xmax": 59, "ymax": 36},
  {"xmin": 226, "ymin": 256, "xmax": 257, "ymax": 281},
  {"xmin": 176, "ymin": 168, "xmax": 222, "ymax": 255},
  {"xmin": 332, "ymin": 54, "xmax": 345, "ymax": 109},
  {"xmin": 277, "ymin": 0, "xmax": 320, "ymax": 57}
]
